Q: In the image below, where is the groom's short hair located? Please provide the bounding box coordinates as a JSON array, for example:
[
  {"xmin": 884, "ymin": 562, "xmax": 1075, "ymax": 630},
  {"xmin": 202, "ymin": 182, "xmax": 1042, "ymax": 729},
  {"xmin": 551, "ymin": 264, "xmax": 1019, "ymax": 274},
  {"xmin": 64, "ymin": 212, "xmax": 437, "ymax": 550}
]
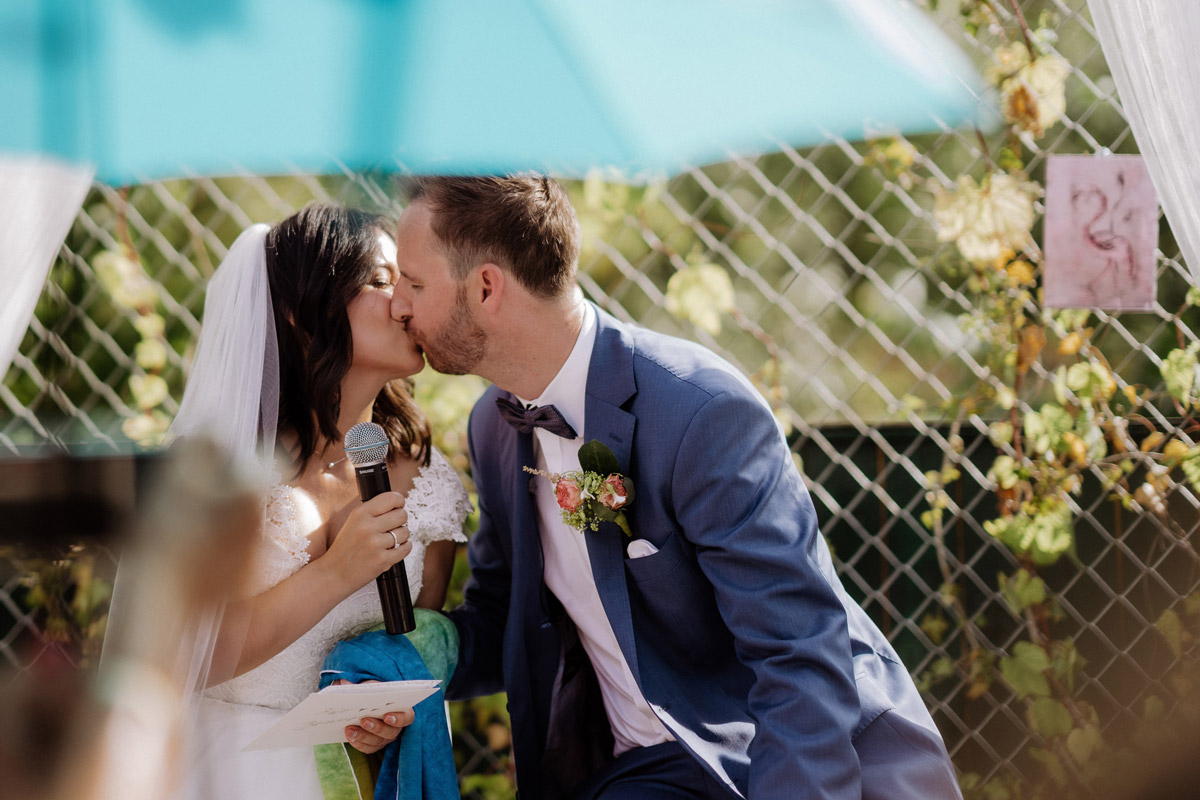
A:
[{"xmin": 401, "ymin": 174, "xmax": 580, "ymax": 298}]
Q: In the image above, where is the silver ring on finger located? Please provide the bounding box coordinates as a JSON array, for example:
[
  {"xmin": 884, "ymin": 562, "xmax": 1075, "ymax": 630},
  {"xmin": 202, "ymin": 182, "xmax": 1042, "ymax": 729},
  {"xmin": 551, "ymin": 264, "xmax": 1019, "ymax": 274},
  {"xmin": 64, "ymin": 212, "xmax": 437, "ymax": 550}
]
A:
[{"xmin": 387, "ymin": 529, "xmax": 400, "ymax": 550}]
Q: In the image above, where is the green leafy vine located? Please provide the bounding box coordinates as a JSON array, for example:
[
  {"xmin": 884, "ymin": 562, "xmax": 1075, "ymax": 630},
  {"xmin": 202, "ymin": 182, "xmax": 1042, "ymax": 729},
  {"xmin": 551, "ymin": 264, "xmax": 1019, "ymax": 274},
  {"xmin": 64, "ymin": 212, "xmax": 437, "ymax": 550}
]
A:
[{"xmin": 907, "ymin": 2, "xmax": 1200, "ymax": 796}]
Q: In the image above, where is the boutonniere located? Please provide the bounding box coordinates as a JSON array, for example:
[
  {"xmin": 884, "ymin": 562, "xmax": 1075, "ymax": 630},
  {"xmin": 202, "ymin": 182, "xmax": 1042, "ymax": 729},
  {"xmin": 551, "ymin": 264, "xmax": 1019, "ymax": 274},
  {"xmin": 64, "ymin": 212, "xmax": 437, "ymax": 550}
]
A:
[{"xmin": 525, "ymin": 440, "xmax": 635, "ymax": 537}]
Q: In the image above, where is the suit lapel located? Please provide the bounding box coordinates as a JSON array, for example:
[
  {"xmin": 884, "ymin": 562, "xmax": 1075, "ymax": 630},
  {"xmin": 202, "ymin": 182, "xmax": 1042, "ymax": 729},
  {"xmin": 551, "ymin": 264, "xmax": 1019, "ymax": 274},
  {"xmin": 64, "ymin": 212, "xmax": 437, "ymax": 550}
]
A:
[{"xmin": 583, "ymin": 308, "xmax": 641, "ymax": 679}]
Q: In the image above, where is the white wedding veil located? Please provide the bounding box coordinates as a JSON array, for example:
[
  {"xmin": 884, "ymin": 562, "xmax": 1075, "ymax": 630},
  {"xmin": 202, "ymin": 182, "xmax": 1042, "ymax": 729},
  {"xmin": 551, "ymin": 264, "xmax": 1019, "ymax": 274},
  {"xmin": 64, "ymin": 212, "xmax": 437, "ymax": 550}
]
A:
[
  {"xmin": 159, "ymin": 222, "xmax": 281, "ymax": 692},
  {"xmin": 95, "ymin": 224, "xmax": 282, "ymax": 797},
  {"xmin": 169, "ymin": 223, "xmax": 280, "ymax": 474}
]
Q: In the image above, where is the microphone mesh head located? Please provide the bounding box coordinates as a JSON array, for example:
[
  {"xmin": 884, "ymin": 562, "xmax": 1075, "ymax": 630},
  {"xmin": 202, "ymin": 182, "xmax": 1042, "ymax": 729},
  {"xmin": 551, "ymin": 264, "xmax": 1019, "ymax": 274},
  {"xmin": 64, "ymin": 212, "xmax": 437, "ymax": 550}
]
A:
[{"xmin": 344, "ymin": 421, "xmax": 389, "ymax": 466}]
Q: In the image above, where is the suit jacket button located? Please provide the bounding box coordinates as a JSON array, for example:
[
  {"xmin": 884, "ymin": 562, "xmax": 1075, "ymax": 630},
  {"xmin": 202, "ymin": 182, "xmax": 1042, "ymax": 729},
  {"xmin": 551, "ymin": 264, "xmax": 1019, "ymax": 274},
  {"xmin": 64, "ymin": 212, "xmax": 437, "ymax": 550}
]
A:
[{"xmin": 539, "ymin": 618, "xmax": 553, "ymax": 629}]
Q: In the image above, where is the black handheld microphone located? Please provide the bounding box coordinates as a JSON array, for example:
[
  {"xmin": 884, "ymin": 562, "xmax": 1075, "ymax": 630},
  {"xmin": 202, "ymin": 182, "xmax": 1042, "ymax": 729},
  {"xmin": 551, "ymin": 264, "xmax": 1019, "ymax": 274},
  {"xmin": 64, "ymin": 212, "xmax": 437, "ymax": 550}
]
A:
[{"xmin": 344, "ymin": 421, "xmax": 415, "ymax": 634}]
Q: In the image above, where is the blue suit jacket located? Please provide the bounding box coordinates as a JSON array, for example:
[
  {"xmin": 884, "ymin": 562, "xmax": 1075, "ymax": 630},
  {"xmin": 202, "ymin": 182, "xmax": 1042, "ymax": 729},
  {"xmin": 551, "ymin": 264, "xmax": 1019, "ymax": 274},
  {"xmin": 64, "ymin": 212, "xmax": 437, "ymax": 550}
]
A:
[{"xmin": 446, "ymin": 306, "xmax": 954, "ymax": 799}]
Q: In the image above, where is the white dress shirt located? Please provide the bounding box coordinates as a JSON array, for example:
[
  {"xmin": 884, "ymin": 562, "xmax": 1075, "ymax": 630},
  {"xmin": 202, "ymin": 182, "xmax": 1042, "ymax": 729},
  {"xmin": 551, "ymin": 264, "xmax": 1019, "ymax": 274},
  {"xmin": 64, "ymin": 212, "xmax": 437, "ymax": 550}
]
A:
[{"xmin": 517, "ymin": 303, "xmax": 674, "ymax": 756}]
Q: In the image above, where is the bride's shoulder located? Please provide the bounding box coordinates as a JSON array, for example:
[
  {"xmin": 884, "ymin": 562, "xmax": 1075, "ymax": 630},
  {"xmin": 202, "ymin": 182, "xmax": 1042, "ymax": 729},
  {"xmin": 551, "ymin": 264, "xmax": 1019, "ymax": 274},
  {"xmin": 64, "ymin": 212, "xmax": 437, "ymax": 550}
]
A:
[
  {"xmin": 420, "ymin": 446, "xmax": 459, "ymax": 478},
  {"xmin": 265, "ymin": 480, "xmax": 320, "ymax": 521},
  {"xmin": 236, "ymin": 479, "xmax": 317, "ymax": 593},
  {"xmin": 406, "ymin": 447, "xmax": 472, "ymax": 542},
  {"xmin": 262, "ymin": 481, "xmax": 320, "ymax": 551}
]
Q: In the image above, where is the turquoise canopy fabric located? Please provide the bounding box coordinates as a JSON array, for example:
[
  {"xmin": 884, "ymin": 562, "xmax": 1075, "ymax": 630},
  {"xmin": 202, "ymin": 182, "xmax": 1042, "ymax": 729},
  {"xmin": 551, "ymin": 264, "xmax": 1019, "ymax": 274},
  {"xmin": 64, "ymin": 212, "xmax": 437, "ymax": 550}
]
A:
[{"xmin": 1, "ymin": 0, "xmax": 986, "ymax": 183}]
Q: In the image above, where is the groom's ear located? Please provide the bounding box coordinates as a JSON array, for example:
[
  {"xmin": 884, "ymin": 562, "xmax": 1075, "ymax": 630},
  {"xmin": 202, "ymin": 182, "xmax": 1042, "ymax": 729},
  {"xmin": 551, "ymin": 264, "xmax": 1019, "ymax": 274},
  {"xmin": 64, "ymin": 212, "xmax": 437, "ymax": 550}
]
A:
[{"xmin": 477, "ymin": 263, "xmax": 505, "ymax": 312}]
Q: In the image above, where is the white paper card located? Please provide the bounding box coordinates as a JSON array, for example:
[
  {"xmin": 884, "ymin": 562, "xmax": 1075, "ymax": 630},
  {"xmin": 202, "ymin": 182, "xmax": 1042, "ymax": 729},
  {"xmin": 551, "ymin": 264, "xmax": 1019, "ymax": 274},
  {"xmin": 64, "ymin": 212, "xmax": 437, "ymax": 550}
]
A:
[{"xmin": 242, "ymin": 679, "xmax": 441, "ymax": 751}]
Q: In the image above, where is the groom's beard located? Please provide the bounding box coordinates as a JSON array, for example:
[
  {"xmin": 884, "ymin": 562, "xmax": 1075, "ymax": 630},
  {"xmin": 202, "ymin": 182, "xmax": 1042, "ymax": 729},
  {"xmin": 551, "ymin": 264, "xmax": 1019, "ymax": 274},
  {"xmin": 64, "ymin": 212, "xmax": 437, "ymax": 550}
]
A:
[{"xmin": 423, "ymin": 285, "xmax": 486, "ymax": 376}]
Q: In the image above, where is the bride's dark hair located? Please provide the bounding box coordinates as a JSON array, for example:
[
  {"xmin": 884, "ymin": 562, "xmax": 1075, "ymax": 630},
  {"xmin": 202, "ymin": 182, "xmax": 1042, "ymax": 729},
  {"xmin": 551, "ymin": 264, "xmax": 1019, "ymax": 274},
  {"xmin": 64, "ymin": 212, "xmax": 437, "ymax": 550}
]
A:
[{"xmin": 264, "ymin": 203, "xmax": 431, "ymax": 472}]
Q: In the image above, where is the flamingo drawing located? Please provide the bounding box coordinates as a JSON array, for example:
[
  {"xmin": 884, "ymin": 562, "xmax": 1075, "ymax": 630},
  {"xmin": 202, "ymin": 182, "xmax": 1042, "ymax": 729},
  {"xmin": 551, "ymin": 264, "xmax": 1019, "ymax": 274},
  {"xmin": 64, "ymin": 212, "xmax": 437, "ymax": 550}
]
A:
[{"xmin": 1071, "ymin": 172, "xmax": 1136, "ymax": 305}]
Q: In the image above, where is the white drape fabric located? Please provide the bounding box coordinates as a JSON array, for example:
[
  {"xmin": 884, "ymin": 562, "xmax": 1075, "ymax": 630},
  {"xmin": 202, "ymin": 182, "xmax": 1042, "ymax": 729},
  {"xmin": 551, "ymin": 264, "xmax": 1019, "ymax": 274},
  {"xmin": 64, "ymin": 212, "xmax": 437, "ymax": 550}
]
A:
[
  {"xmin": 0, "ymin": 157, "xmax": 94, "ymax": 380},
  {"xmin": 1088, "ymin": 0, "xmax": 1200, "ymax": 283}
]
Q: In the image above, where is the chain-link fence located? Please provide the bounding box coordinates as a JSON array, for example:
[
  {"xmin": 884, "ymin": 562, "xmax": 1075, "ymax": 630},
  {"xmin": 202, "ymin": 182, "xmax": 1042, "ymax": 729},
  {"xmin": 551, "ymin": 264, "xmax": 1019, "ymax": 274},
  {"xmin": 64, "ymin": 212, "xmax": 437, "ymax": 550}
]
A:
[{"xmin": 4, "ymin": 0, "xmax": 1199, "ymax": 794}]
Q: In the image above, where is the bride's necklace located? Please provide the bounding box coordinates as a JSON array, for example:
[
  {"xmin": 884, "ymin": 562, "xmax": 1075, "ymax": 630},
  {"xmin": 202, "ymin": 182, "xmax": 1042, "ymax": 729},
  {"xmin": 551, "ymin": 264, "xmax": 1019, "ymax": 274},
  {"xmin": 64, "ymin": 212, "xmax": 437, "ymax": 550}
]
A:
[{"xmin": 323, "ymin": 444, "xmax": 348, "ymax": 470}]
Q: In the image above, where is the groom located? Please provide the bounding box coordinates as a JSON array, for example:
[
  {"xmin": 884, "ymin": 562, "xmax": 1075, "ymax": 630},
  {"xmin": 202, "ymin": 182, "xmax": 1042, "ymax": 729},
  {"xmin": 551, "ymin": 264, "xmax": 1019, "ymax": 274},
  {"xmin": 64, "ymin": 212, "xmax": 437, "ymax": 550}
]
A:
[{"xmin": 390, "ymin": 175, "xmax": 960, "ymax": 800}]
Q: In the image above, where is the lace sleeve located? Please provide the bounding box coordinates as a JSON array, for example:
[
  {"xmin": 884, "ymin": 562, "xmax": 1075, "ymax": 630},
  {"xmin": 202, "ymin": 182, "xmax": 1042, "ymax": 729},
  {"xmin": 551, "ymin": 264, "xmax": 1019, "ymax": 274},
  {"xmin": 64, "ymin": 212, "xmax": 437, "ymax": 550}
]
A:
[
  {"xmin": 406, "ymin": 448, "xmax": 472, "ymax": 545},
  {"xmin": 246, "ymin": 482, "xmax": 313, "ymax": 596}
]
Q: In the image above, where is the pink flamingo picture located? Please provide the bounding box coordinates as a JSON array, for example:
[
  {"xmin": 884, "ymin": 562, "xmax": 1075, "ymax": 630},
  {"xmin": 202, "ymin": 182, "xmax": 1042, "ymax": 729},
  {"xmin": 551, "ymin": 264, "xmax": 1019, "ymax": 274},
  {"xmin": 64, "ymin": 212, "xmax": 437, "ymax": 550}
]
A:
[
  {"xmin": 1071, "ymin": 174, "xmax": 1137, "ymax": 304},
  {"xmin": 1044, "ymin": 154, "xmax": 1156, "ymax": 311}
]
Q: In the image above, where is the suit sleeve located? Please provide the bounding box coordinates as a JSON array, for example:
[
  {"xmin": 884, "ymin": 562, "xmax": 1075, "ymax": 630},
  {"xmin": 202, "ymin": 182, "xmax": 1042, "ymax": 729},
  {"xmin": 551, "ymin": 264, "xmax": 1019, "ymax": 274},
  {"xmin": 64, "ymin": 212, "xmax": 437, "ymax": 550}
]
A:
[
  {"xmin": 444, "ymin": 406, "xmax": 511, "ymax": 700},
  {"xmin": 672, "ymin": 387, "xmax": 862, "ymax": 799}
]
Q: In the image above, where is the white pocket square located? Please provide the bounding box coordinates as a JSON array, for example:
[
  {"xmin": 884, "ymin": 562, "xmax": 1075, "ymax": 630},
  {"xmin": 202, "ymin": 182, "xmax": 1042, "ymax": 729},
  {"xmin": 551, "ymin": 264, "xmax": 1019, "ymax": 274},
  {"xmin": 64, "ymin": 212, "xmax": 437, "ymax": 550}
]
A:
[{"xmin": 626, "ymin": 539, "xmax": 659, "ymax": 559}]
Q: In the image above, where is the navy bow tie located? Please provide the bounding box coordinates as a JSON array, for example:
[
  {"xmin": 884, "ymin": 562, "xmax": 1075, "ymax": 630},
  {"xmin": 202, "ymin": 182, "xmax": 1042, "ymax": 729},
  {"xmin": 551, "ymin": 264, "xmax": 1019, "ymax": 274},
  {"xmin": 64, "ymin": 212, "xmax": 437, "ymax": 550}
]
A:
[{"xmin": 495, "ymin": 396, "xmax": 578, "ymax": 439}]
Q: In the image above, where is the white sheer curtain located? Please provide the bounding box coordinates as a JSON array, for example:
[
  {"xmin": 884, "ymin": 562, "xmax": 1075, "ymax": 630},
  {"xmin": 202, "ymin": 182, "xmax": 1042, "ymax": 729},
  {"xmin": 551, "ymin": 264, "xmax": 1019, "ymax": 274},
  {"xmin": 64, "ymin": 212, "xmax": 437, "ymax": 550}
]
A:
[
  {"xmin": 1088, "ymin": 1, "xmax": 1200, "ymax": 283},
  {"xmin": 0, "ymin": 158, "xmax": 94, "ymax": 378}
]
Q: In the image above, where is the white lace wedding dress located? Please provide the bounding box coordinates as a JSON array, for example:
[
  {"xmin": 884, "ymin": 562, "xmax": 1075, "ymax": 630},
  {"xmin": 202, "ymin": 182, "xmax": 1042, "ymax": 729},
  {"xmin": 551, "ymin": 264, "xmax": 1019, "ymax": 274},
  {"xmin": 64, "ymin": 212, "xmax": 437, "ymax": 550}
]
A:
[{"xmin": 181, "ymin": 448, "xmax": 470, "ymax": 800}]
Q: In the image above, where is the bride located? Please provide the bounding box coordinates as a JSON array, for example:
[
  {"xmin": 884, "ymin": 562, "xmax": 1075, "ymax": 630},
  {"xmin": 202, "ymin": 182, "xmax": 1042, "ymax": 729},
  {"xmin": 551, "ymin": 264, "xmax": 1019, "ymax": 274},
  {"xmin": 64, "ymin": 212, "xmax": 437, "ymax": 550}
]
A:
[{"xmin": 167, "ymin": 204, "xmax": 470, "ymax": 798}]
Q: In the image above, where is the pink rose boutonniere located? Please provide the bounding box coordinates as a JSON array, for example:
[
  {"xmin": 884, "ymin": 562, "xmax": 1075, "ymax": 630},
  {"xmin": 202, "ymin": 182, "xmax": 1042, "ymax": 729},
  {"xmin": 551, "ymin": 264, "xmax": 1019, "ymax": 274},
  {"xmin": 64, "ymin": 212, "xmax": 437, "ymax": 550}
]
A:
[
  {"xmin": 526, "ymin": 440, "xmax": 635, "ymax": 537},
  {"xmin": 555, "ymin": 478, "xmax": 583, "ymax": 512}
]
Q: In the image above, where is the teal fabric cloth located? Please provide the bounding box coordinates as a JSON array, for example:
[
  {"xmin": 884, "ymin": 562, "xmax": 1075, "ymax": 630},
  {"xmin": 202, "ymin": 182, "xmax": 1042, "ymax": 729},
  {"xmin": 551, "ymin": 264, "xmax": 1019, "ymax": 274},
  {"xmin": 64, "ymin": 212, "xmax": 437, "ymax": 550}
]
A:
[
  {"xmin": 395, "ymin": 609, "xmax": 458, "ymax": 684},
  {"xmin": 319, "ymin": 610, "xmax": 459, "ymax": 800}
]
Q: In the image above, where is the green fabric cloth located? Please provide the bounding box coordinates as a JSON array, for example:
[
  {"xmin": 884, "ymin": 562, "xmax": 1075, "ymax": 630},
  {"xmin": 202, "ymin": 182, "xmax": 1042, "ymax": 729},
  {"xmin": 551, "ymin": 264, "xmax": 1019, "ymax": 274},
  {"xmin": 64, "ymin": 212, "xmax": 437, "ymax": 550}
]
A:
[{"xmin": 316, "ymin": 609, "xmax": 459, "ymax": 800}]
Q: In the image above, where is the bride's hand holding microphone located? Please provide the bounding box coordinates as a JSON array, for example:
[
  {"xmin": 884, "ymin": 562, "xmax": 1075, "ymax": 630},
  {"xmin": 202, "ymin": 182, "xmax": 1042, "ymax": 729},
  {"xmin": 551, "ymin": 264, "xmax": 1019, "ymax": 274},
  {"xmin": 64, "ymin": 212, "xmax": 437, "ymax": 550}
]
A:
[{"xmin": 322, "ymin": 492, "xmax": 411, "ymax": 590}]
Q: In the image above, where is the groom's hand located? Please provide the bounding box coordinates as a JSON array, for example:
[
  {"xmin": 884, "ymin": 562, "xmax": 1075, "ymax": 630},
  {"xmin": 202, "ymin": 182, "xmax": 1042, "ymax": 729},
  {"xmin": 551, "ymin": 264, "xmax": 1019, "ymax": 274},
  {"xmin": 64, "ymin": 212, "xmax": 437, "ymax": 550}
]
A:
[{"xmin": 334, "ymin": 679, "xmax": 416, "ymax": 753}]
